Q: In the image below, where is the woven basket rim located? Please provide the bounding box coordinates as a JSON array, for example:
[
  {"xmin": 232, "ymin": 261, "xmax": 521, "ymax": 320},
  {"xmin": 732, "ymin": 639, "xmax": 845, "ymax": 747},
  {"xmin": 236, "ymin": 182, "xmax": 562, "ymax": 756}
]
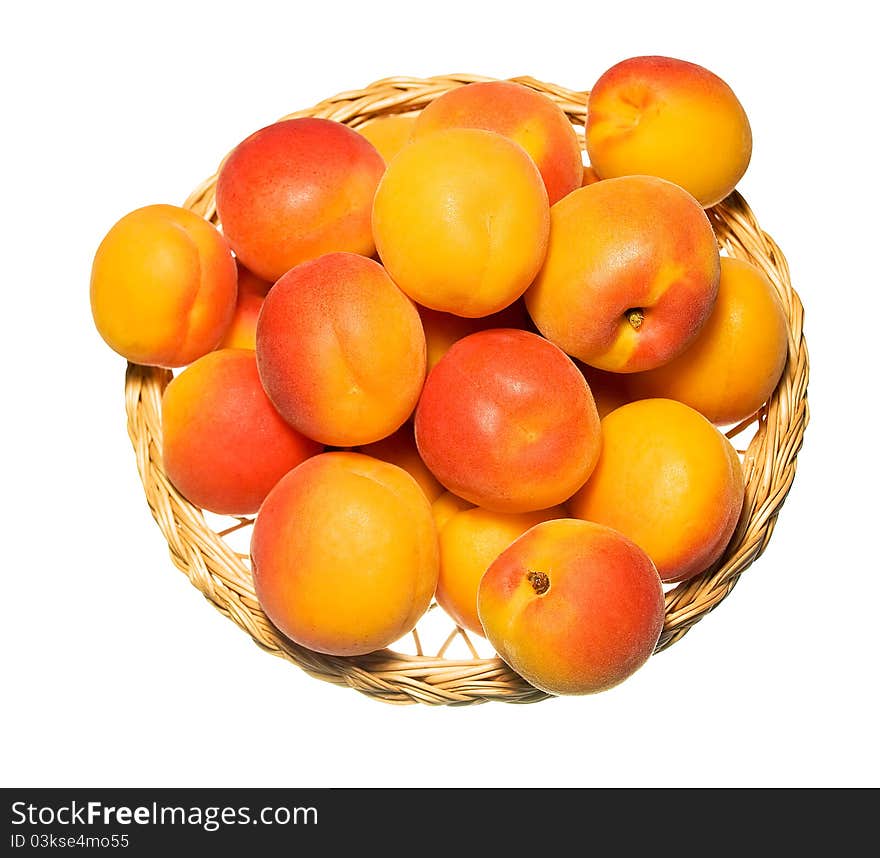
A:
[{"xmin": 123, "ymin": 73, "xmax": 810, "ymax": 706}]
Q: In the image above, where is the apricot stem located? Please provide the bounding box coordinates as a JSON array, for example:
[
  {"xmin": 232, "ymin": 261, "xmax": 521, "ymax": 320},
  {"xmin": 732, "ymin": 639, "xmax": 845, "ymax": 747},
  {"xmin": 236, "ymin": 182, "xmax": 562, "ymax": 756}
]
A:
[
  {"xmin": 626, "ymin": 308, "xmax": 645, "ymax": 330},
  {"xmin": 527, "ymin": 570, "xmax": 550, "ymax": 595}
]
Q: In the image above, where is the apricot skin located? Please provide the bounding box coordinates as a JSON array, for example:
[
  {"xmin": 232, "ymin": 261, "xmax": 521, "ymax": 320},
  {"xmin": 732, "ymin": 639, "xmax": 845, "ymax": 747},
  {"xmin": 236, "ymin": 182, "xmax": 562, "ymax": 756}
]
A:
[
  {"xmin": 250, "ymin": 452, "xmax": 439, "ymax": 657},
  {"xmin": 432, "ymin": 491, "xmax": 475, "ymax": 534},
  {"xmin": 415, "ymin": 328, "xmax": 601, "ymax": 514},
  {"xmin": 356, "ymin": 113, "xmax": 418, "ymax": 164},
  {"xmin": 255, "ymin": 252, "xmax": 426, "ymax": 447},
  {"xmin": 372, "ymin": 128, "xmax": 550, "ymax": 318},
  {"xmin": 478, "ymin": 518, "xmax": 665, "ymax": 695},
  {"xmin": 90, "ymin": 204, "xmax": 237, "ymax": 368},
  {"xmin": 525, "ymin": 176, "xmax": 721, "ymax": 373},
  {"xmin": 418, "ymin": 300, "xmax": 531, "ymax": 373},
  {"xmin": 586, "ymin": 55, "xmax": 752, "ymax": 208},
  {"xmin": 216, "ymin": 118, "xmax": 385, "ymax": 282},
  {"xmin": 161, "ymin": 349, "xmax": 322, "ymax": 516},
  {"xmin": 570, "ymin": 398, "xmax": 744, "ymax": 583},
  {"xmin": 217, "ymin": 289, "xmax": 262, "ymax": 351},
  {"xmin": 359, "ymin": 424, "xmax": 443, "ymax": 503}
]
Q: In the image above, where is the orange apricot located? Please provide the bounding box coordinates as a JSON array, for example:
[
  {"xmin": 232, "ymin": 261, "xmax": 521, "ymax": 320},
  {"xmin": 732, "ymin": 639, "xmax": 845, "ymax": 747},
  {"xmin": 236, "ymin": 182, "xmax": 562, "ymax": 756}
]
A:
[
  {"xmin": 217, "ymin": 260, "xmax": 274, "ymax": 350},
  {"xmin": 359, "ymin": 424, "xmax": 443, "ymax": 503},
  {"xmin": 586, "ymin": 55, "xmax": 752, "ymax": 208},
  {"xmin": 432, "ymin": 491, "xmax": 476, "ymax": 533},
  {"xmin": 356, "ymin": 113, "xmax": 418, "ymax": 164},
  {"xmin": 250, "ymin": 452, "xmax": 439, "ymax": 656},
  {"xmin": 90, "ymin": 204, "xmax": 237, "ymax": 367},
  {"xmin": 218, "ymin": 289, "xmax": 261, "ymax": 351},
  {"xmin": 569, "ymin": 398, "xmax": 744, "ymax": 583},
  {"xmin": 372, "ymin": 128, "xmax": 550, "ymax": 317}
]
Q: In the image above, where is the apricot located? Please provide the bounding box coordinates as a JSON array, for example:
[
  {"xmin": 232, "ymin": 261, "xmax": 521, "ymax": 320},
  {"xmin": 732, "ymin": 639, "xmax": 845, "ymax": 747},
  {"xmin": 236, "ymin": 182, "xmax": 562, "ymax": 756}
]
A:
[
  {"xmin": 437, "ymin": 504, "xmax": 566, "ymax": 637},
  {"xmin": 218, "ymin": 281, "xmax": 263, "ymax": 351},
  {"xmin": 256, "ymin": 252, "xmax": 426, "ymax": 447},
  {"xmin": 418, "ymin": 300, "xmax": 530, "ymax": 372},
  {"xmin": 356, "ymin": 113, "xmax": 418, "ymax": 164},
  {"xmin": 217, "ymin": 260, "xmax": 273, "ymax": 350},
  {"xmin": 578, "ymin": 364, "xmax": 632, "ymax": 419},
  {"xmin": 250, "ymin": 452, "xmax": 439, "ymax": 656},
  {"xmin": 432, "ymin": 491, "xmax": 475, "ymax": 533},
  {"xmin": 586, "ymin": 55, "xmax": 752, "ymax": 208},
  {"xmin": 525, "ymin": 176, "xmax": 721, "ymax": 372},
  {"xmin": 359, "ymin": 424, "xmax": 443, "ymax": 503},
  {"xmin": 625, "ymin": 257, "xmax": 789, "ymax": 425},
  {"xmin": 570, "ymin": 398, "xmax": 744, "ymax": 583},
  {"xmin": 216, "ymin": 118, "xmax": 385, "ymax": 282},
  {"xmin": 372, "ymin": 128, "xmax": 550, "ymax": 317},
  {"xmin": 161, "ymin": 349, "xmax": 322, "ymax": 515},
  {"xmin": 412, "ymin": 80, "xmax": 583, "ymax": 204},
  {"xmin": 90, "ymin": 204, "xmax": 237, "ymax": 367},
  {"xmin": 415, "ymin": 328, "xmax": 601, "ymax": 513},
  {"xmin": 478, "ymin": 518, "xmax": 665, "ymax": 695},
  {"xmin": 235, "ymin": 260, "xmax": 272, "ymax": 297}
]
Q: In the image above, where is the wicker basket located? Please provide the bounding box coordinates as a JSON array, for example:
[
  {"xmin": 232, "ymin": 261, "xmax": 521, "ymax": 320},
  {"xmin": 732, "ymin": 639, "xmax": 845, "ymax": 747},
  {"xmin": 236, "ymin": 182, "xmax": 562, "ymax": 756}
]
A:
[{"xmin": 123, "ymin": 73, "xmax": 810, "ymax": 705}]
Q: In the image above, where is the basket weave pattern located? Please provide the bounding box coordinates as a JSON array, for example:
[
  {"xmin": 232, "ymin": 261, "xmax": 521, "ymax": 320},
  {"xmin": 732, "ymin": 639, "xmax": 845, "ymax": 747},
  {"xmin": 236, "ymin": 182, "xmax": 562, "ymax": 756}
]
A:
[{"xmin": 123, "ymin": 74, "xmax": 810, "ymax": 705}]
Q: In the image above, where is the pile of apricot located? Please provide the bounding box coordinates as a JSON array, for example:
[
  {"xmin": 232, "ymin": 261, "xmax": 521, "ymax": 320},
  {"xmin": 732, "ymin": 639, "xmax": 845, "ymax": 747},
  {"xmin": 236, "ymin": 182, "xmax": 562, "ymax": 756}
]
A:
[{"xmin": 90, "ymin": 56, "xmax": 788, "ymax": 696}]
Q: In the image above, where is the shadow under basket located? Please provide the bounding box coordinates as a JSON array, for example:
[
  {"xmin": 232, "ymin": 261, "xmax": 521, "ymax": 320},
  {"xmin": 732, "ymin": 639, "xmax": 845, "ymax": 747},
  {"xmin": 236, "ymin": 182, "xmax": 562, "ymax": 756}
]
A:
[{"xmin": 123, "ymin": 74, "xmax": 810, "ymax": 706}]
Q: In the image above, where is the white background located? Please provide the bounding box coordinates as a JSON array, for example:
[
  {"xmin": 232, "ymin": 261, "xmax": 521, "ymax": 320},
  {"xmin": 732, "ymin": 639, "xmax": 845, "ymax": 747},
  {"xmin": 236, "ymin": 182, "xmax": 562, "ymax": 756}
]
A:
[{"xmin": 3, "ymin": 0, "xmax": 877, "ymax": 788}]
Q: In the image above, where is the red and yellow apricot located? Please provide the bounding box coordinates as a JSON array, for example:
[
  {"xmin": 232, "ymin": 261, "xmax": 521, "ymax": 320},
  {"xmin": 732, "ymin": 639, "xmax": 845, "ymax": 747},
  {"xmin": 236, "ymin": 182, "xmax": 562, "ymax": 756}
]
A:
[
  {"xmin": 356, "ymin": 113, "xmax": 418, "ymax": 164},
  {"xmin": 372, "ymin": 128, "xmax": 550, "ymax": 317},
  {"xmin": 415, "ymin": 328, "xmax": 601, "ymax": 513},
  {"xmin": 90, "ymin": 204, "xmax": 237, "ymax": 367},
  {"xmin": 250, "ymin": 452, "xmax": 439, "ymax": 656},
  {"xmin": 437, "ymin": 504, "xmax": 566, "ymax": 637},
  {"xmin": 216, "ymin": 118, "xmax": 385, "ymax": 282},
  {"xmin": 255, "ymin": 252, "xmax": 426, "ymax": 447},
  {"xmin": 412, "ymin": 80, "xmax": 583, "ymax": 204},
  {"xmin": 478, "ymin": 518, "xmax": 665, "ymax": 695},
  {"xmin": 359, "ymin": 424, "xmax": 443, "ymax": 503},
  {"xmin": 161, "ymin": 349, "xmax": 322, "ymax": 515},
  {"xmin": 625, "ymin": 256, "xmax": 788, "ymax": 425},
  {"xmin": 570, "ymin": 398, "xmax": 744, "ymax": 583},
  {"xmin": 525, "ymin": 175, "xmax": 721, "ymax": 372},
  {"xmin": 586, "ymin": 55, "xmax": 752, "ymax": 208}
]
